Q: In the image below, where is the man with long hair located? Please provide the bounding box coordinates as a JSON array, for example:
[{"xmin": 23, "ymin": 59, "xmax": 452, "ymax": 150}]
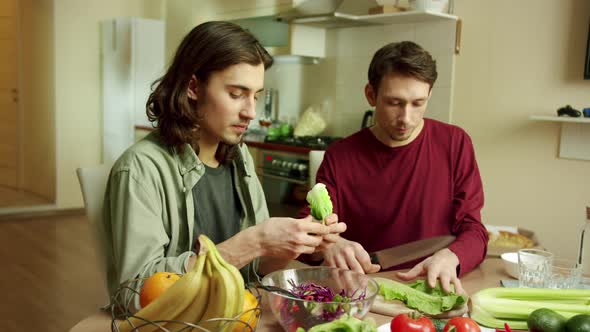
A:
[{"xmin": 102, "ymin": 21, "xmax": 345, "ymax": 307}]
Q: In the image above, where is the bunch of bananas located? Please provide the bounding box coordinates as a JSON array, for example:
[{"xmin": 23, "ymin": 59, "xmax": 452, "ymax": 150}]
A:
[{"xmin": 117, "ymin": 234, "xmax": 246, "ymax": 332}]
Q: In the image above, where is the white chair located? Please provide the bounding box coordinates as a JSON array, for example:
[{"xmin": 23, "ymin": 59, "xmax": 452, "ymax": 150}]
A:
[
  {"xmin": 309, "ymin": 150, "xmax": 325, "ymax": 187},
  {"xmin": 71, "ymin": 165, "xmax": 113, "ymax": 332},
  {"xmin": 76, "ymin": 165, "xmax": 112, "ymax": 290}
]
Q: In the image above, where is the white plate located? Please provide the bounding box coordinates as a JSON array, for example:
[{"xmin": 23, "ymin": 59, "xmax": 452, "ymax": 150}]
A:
[
  {"xmin": 377, "ymin": 322, "xmax": 495, "ymax": 332},
  {"xmin": 377, "ymin": 323, "xmax": 390, "ymax": 332}
]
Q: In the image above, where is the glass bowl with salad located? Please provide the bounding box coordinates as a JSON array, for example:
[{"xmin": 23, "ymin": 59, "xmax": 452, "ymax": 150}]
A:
[{"xmin": 261, "ymin": 267, "xmax": 379, "ymax": 332}]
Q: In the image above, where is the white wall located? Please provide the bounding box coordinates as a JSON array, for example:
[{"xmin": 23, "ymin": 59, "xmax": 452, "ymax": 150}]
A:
[{"xmin": 453, "ymin": 0, "xmax": 590, "ymax": 272}]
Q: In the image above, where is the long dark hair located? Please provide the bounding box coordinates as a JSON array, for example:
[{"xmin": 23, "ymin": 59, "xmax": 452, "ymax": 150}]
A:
[
  {"xmin": 146, "ymin": 21, "xmax": 273, "ymax": 162},
  {"xmin": 368, "ymin": 41, "xmax": 437, "ymax": 94}
]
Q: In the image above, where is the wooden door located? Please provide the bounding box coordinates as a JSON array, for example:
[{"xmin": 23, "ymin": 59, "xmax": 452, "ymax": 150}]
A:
[{"xmin": 0, "ymin": 0, "xmax": 19, "ymax": 187}]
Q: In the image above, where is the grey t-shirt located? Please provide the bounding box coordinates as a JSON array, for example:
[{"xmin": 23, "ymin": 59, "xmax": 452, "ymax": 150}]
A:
[
  {"xmin": 192, "ymin": 163, "xmax": 242, "ymax": 246},
  {"xmin": 192, "ymin": 163, "xmax": 254, "ymax": 280}
]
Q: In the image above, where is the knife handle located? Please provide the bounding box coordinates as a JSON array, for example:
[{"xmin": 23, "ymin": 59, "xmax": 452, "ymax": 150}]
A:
[{"xmin": 369, "ymin": 252, "xmax": 380, "ymax": 266}]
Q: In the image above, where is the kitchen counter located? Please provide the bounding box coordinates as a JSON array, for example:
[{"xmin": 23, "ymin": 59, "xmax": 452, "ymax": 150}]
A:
[
  {"xmin": 244, "ymin": 139, "xmax": 312, "ymax": 155},
  {"xmin": 69, "ymin": 258, "xmax": 508, "ymax": 332}
]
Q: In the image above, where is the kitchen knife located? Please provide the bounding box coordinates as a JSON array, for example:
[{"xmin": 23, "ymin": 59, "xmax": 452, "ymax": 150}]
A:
[{"xmin": 369, "ymin": 235, "xmax": 456, "ymax": 270}]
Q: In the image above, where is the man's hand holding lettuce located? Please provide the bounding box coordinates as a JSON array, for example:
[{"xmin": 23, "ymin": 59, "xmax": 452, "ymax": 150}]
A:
[{"xmin": 301, "ymin": 183, "xmax": 346, "ymax": 257}]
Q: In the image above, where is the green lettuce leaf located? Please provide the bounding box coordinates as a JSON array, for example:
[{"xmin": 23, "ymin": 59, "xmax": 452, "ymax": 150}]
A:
[
  {"xmin": 377, "ymin": 278, "xmax": 467, "ymax": 315},
  {"xmin": 296, "ymin": 315, "xmax": 377, "ymax": 332},
  {"xmin": 306, "ymin": 183, "xmax": 333, "ymax": 224}
]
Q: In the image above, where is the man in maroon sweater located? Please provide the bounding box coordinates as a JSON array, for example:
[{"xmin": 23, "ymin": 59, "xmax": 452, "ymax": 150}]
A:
[{"xmin": 304, "ymin": 41, "xmax": 488, "ymax": 294}]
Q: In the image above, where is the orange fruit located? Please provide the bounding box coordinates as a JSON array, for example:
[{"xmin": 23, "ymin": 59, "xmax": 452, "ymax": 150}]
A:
[
  {"xmin": 232, "ymin": 290, "xmax": 260, "ymax": 332},
  {"xmin": 139, "ymin": 272, "xmax": 180, "ymax": 308}
]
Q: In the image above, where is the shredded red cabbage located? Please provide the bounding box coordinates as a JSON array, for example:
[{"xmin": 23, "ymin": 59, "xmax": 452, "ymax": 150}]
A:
[
  {"xmin": 285, "ymin": 279, "xmax": 367, "ymax": 321},
  {"xmin": 287, "ymin": 279, "xmax": 366, "ymax": 303}
]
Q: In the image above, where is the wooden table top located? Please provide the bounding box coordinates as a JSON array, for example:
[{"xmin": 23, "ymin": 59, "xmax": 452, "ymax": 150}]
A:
[{"xmin": 69, "ymin": 258, "xmax": 508, "ymax": 332}]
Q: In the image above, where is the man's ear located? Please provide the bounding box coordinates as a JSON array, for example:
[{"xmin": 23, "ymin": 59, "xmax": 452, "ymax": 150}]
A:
[
  {"xmin": 365, "ymin": 83, "xmax": 376, "ymax": 107},
  {"xmin": 187, "ymin": 75, "xmax": 198, "ymax": 101}
]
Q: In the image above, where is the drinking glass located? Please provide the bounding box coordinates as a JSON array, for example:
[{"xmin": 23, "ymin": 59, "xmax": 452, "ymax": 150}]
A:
[
  {"xmin": 545, "ymin": 258, "xmax": 582, "ymax": 289},
  {"xmin": 518, "ymin": 249, "xmax": 553, "ymax": 288}
]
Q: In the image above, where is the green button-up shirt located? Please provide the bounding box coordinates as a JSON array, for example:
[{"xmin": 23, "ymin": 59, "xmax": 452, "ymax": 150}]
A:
[{"xmin": 102, "ymin": 131, "xmax": 268, "ymax": 308}]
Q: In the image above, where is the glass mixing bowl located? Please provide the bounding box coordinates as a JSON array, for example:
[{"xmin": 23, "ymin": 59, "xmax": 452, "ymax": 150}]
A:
[{"xmin": 261, "ymin": 267, "xmax": 378, "ymax": 332}]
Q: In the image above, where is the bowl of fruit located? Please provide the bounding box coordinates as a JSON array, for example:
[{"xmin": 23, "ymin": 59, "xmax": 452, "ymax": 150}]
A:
[{"xmin": 261, "ymin": 267, "xmax": 379, "ymax": 332}]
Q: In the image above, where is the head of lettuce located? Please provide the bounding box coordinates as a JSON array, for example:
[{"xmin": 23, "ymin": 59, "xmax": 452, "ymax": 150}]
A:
[{"xmin": 306, "ymin": 183, "xmax": 333, "ymax": 225}]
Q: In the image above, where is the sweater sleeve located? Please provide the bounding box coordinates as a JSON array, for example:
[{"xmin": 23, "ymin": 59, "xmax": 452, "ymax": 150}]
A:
[{"xmin": 446, "ymin": 131, "xmax": 488, "ymax": 276}]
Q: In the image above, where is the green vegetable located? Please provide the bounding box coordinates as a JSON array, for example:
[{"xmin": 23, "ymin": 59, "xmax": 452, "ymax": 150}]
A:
[
  {"xmin": 470, "ymin": 287, "xmax": 590, "ymax": 330},
  {"xmin": 527, "ymin": 308, "xmax": 567, "ymax": 332},
  {"xmin": 432, "ymin": 319, "xmax": 447, "ymax": 332},
  {"xmin": 295, "ymin": 315, "xmax": 376, "ymax": 332},
  {"xmin": 566, "ymin": 314, "xmax": 590, "ymax": 332},
  {"xmin": 306, "ymin": 183, "xmax": 333, "ymax": 224},
  {"xmin": 376, "ymin": 278, "xmax": 467, "ymax": 316}
]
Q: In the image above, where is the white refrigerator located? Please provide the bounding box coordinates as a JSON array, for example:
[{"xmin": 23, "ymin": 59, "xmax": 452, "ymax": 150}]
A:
[{"xmin": 101, "ymin": 17, "xmax": 165, "ymax": 164}]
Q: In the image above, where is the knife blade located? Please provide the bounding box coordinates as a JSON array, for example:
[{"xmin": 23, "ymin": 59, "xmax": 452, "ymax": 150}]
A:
[{"xmin": 369, "ymin": 235, "xmax": 456, "ymax": 270}]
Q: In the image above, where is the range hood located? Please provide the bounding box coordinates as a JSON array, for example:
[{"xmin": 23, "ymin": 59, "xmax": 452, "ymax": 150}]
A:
[
  {"xmin": 230, "ymin": 0, "xmax": 382, "ymax": 58},
  {"xmin": 276, "ymin": 0, "xmax": 378, "ymax": 29}
]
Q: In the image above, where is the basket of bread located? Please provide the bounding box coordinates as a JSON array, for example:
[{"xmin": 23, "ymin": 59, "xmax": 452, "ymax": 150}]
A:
[{"xmin": 486, "ymin": 225, "xmax": 538, "ymax": 256}]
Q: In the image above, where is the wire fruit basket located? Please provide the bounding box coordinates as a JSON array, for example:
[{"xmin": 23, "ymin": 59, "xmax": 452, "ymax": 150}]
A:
[{"xmin": 108, "ymin": 276, "xmax": 263, "ymax": 332}]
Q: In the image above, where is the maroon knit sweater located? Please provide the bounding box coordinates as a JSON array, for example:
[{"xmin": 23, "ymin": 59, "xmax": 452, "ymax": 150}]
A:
[{"xmin": 301, "ymin": 119, "xmax": 488, "ymax": 276}]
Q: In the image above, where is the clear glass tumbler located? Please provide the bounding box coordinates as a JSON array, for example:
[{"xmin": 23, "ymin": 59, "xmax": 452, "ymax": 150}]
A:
[
  {"xmin": 518, "ymin": 249, "xmax": 553, "ymax": 288},
  {"xmin": 545, "ymin": 258, "xmax": 582, "ymax": 289}
]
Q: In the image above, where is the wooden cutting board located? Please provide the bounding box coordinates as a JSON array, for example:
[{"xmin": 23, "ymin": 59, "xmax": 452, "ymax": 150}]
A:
[
  {"xmin": 370, "ymin": 295, "xmax": 468, "ymax": 318},
  {"xmin": 369, "ymin": 277, "xmax": 468, "ymax": 318}
]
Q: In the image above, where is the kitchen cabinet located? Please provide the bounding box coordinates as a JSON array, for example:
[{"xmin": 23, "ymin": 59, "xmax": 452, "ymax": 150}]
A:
[
  {"xmin": 229, "ymin": 16, "xmax": 326, "ymax": 58},
  {"xmin": 530, "ymin": 115, "xmax": 590, "ymax": 161}
]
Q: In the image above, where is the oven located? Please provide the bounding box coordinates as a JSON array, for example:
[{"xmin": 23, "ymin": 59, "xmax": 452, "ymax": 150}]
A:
[
  {"xmin": 251, "ymin": 135, "xmax": 339, "ymax": 217},
  {"xmin": 258, "ymin": 150, "xmax": 310, "ymax": 217}
]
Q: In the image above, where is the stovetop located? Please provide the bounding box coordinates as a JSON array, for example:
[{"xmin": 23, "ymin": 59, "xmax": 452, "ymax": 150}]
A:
[{"xmin": 264, "ymin": 135, "xmax": 341, "ymax": 150}]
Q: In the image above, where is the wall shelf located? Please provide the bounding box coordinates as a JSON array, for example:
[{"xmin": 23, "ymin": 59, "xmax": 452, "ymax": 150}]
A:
[
  {"xmin": 288, "ymin": 10, "xmax": 458, "ymax": 29},
  {"xmin": 530, "ymin": 115, "xmax": 590, "ymax": 161},
  {"xmin": 530, "ymin": 115, "xmax": 590, "ymax": 124}
]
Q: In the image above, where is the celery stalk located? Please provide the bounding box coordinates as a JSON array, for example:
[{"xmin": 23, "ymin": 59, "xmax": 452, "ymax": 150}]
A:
[
  {"xmin": 470, "ymin": 287, "xmax": 590, "ymax": 329},
  {"xmin": 471, "ymin": 303, "xmax": 529, "ymax": 330},
  {"xmin": 473, "ymin": 287, "xmax": 590, "ymax": 301}
]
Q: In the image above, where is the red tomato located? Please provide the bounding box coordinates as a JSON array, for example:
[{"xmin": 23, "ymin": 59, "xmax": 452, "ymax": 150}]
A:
[
  {"xmin": 443, "ymin": 317, "xmax": 481, "ymax": 332},
  {"xmin": 390, "ymin": 313, "xmax": 436, "ymax": 332}
]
